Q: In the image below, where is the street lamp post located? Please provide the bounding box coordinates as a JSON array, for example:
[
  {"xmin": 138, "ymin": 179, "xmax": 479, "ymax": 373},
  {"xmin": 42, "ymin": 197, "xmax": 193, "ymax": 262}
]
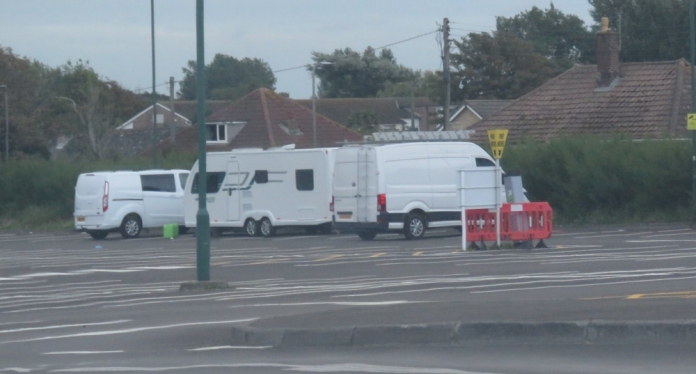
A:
[
  {"xmin": 311, "ymin": 62, "xmax": 332, "ymax": 148},
  {"xmin": 0, "ymin": 85, "xmax": 7, "ymax": 162}
]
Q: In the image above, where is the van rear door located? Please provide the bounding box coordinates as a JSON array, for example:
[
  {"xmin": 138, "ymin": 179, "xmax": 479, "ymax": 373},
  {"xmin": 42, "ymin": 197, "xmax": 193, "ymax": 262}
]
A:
[
  {"xmin": 333, "ymin": 147, "xmax": 378, "ymax": 223},
  {"xmin": 74, "ymin": 174, "xmax": 107, "ymax": 225}
]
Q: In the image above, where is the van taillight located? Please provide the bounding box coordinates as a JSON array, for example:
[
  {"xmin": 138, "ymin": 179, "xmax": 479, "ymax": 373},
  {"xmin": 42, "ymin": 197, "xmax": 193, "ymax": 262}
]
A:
[
  {"xmin": 378, "ymin": 194, "xmax": 386, "ymax": 212},
  {"xmin": 330, "ymin": 196, "xmax": 335, "ymax": 212},
  {"xmin": 102, "ymin": 181, "xmax": 109, "ymax": 212}
]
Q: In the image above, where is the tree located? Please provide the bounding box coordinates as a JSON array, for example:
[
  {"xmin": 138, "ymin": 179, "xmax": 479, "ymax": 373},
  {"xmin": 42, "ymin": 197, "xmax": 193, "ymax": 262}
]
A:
[
  {"xmin": 589, "ymin": 0, "xmax": 689, "ymax": 62},
  {"xmin": 347, "ymin": 109, "xmax": 378, "ymax": 134},
  {"xmin": 311, "ymin": 47, "xmax": 416, "ymax": 98},
  {"xmin": 52, "ymin": 61, "xmax": 147, "ymax": 159},
  {"xmin": 450, "ymin": 4, "xmax": 592, "ymax": 100},
  {"xmin": 451, "ymin": 32, "xmax": 557, "ymax": 100},
  {"xmin": 179, "ymin": 54, "xmax": 276, "ymax": 100}
]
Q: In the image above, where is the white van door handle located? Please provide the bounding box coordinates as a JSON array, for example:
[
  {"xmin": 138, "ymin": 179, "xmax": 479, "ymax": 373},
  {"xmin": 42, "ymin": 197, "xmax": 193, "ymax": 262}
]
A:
[{"xmin": 228, "ymin": 189, "xmax": 232, "ymax": 196}]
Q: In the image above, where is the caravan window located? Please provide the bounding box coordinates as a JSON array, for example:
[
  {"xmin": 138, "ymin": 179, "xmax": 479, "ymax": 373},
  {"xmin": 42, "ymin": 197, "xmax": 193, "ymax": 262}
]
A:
[
  {"xmin": 295, "ymin": 169, "xmax": 314, "ymax": 191},
  {"xmin": 476, "ymin": 158, "xmax": 495, "ymax": 167},
  {"xmin": 141, "ymin": 174, "xmax": 176, "ymax": 192},
  {"xmin": 254, "ymin": 170, "xmax": 268, "ymax": 184},
  {"xmin": 178, "ymin": 173, "xmax": 189, "ymax": 190},
  {"xmin": 191, "ymin": 172, "xmax": 226, "ymax": 193}
]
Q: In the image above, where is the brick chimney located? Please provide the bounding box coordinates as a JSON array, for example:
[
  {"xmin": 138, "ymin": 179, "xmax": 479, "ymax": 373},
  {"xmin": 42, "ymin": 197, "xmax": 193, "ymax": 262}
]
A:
[{"xmin": 597, "ymin": 17, "xmax": 620, "ymax": 87}]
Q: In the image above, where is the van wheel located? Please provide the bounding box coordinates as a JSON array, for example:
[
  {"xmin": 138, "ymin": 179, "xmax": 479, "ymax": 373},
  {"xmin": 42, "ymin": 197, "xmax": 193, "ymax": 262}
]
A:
[
  {"xmin": 357, "ymin": 231, "xmax": 377, "ymax": 240},
  {"xmin": 245, "ymin": 219, "xmax": 259, "ymax": 237},
  {"xmin": 87, "ymin": 230, "xmax": 108, "ymax": 240},
  {"xmin": 260, "ymin": 218, "xmax": 275, "ymax": 238},
  {"xmin": 404, "ymin": 213, "xmax": 426, "ymax": 240},
  {"xmin": 120, "ymin": 214, "xmax": 142, "ymax": 239}
]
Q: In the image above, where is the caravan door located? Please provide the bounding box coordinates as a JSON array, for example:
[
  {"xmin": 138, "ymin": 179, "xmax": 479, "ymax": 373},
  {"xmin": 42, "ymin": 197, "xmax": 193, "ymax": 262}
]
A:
[{"xmin": 226, "ymin": 161, "xmax": 240, "ymax": 221}]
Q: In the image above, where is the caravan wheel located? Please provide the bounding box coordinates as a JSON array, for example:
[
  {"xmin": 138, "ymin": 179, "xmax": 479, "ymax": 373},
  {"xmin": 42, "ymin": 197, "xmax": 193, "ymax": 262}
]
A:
[
  {"xmin": 260, "ymin": 218, "xmax": 275, "ymax": 238},
  {"xmin": 245, "ymin": 219, "xmax": 259, "ymax": 237}
]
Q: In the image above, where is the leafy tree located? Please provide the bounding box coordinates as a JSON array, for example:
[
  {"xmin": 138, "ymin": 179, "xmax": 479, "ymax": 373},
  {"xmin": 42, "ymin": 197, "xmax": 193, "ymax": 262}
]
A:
[
  {"xmin": 179, "ymin": 54, "xmax": 276, "ymax": 100},
  {"xmin": 451, "ymin": 32, "xmax": 557, "ymax": 100},
  {"xmin": 311, "ymin": 47, "xmax": 416, "ymax": 98},
  {"xmin": 497, "ymin": 4, "xmax": 595, "ymax": 66},
  {"xmin": 450, "ymin": 4, "xmax": 592, "ymax": 100},
  {"xmin": 52, "ymin": 61, "xmax": 147, "ymax": 159},
  {"xmin": 347, "ymin": 109, "xmax": 378, "ymax": 134},
  {"xmin": 589, "ymin": 0, "xmax": 689, "ymax": 62}
]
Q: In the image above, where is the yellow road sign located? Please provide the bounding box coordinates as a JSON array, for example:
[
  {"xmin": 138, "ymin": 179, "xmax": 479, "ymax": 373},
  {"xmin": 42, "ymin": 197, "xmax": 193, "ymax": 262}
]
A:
[
  {"xmin": 688, "ymin": 113, "xmax": 696, "ymax": 130},
  {"xmin": 487, "ymin": 129, "xmax": 508, "ymax": 159}
]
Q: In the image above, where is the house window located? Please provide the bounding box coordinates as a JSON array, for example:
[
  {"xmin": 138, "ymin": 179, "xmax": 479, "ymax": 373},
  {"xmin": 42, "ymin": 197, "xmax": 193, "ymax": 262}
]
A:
[
  {"xmin": 296, "ymin": 169, "xmax": 314, "ymax": 191},
  {"xmin": 206, "ymin": 123, "xmax": 227, "ymax": 143}
]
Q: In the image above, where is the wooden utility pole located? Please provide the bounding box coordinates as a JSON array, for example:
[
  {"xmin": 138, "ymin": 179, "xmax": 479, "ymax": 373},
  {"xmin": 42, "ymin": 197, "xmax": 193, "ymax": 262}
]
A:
[
  {"xmin": 443, "ymin": 17, "xmax": 451, "ymax": 131},
  {"xmin": 169, "ymin": 76, "xmax": 176, "ymax": 145}
]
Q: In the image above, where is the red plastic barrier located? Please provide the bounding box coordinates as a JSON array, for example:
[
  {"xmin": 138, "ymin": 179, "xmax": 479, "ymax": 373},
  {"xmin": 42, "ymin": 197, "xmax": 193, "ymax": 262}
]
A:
[{"xmin": 465, "ymin": 202, "xmax": 553, "ymax": 243}]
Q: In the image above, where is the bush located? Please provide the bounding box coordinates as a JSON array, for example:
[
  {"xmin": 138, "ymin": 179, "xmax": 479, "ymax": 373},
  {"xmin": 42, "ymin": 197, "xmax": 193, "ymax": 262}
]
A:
[
  {"xmin": 501, "ymin": 137, "xmax": 691, "ymax": 224},
  {"xmin": 0, "ymin": 152, "xmax": 197, "ymax": 229}
]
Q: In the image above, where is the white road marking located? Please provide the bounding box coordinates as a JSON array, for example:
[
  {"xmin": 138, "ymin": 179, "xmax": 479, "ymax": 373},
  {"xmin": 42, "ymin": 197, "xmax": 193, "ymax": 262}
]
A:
[
  {"xmin": 188, "ymin": 345, "xmax": 271, "ymax": 351},
  {"xmin": 0, "ymin": 318, "xmax": 256, "ymax": 344},
  {"xmin": 42, "ymin": 351, "xmax": 124, "ymax": 355},
  {"xmin": 50, "ymin": 363, "xmax": 487, "ymax": 373},
  {"xmin": 0, "ymin": 320, "xmax": 130, "ymax": 335},
  {"xmin": 229, "ymin": 300, "xmax": 412, "ymax": 308}
]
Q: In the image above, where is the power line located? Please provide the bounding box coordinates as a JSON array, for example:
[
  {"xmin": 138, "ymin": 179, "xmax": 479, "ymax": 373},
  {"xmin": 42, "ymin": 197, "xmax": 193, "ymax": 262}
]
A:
[{"xmin": 272, "ymin": 29, "xmax": 440, "ymax": 74}]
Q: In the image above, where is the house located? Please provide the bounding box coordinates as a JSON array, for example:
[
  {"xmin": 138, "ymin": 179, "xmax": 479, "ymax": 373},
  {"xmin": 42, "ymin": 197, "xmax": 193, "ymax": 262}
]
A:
[
  {"xmin": 470, "ymin": 18, "xmax": 692, "ymax": 143},
  {"xmin": 105, "ymin": 100, "xmax": 232, "ymax": 157},
  {"xmin": 294, "ymin": 97, "xmax": 437, "ymax": 132},
  {"xmin": 449, "ymin": 100, "xmax": 512, "ymax": 130},
  {"xmin": 154, "ymin": 88, "xmax": 362, "ymax": 153}
]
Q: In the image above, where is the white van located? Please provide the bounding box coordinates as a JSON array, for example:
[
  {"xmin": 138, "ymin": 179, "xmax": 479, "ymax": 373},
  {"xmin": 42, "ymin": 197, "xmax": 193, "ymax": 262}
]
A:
[
  {"xmin": 184, "ymin": 147, "xmax": 335, "ymax": 237},
  {"xmin": 74, "ymin": 170, "xmax": 190, "ymax": 239},
  {"xmin": 332, "ymin": 142, "xmax": 496, "ymax": 240}
]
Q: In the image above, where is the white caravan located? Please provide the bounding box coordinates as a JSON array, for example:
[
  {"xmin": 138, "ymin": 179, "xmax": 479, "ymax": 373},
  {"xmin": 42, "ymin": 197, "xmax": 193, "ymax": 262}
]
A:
[
  {"xmin": 332, "ymin": 142, "xmax": 496, "ymax": 240},
  {"xmin": 74, "ymin": 170, "xmax": 190, "ymax": 239},
  {"xmin": 184, "ymin": 147, "xmax": 335, "ymax": 237}
]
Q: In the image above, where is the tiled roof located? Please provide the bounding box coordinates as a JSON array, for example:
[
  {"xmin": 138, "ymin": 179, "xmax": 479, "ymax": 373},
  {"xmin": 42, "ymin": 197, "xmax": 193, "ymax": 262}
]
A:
[
  {"xmin": 463, "ymin": 100, "xmax": 513, "ymax": 119},
  {"xmin": 156, "ymin": 88, "xmax": 362, "ymax": 153},
  {"xmin": 294, "ymin": 97, "xmax": 429, "ymax": 126},
  {"xmin": 470, "ymin": 60, "xmax": 692, "ymax": 142},
  {"xmin": 167, "ymin": 100, "xmax": 233, "ymax": 122}
]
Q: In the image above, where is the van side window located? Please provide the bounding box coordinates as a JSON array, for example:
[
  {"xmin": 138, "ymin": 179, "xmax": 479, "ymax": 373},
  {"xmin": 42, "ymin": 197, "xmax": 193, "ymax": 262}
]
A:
[
  {"xmin": 179, "ymin": 173, "xmax": 189, "ymax": 190},
  {"xmin": 476, "ymin": 158, "xmax": 495, "ymax": 167},
  {"xmin": 141, "ymin": 174, "xmax": 176, "ymax": 192},
  {"xmin": 191, "ymin": 172, "xmax": 226, "ymax": 193},
  {"xmin": 254, "ymin": 170, "xmax": 268, "ymax": 184},
  {"xmin": 296, "ymin": 169, "xmax": 314, "ymax": 191}
]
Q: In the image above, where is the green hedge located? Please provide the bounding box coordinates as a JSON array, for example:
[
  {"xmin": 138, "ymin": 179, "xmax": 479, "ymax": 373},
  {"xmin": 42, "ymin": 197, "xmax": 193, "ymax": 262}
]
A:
[
  {"xmin": 0, "ymin": 152, "xmax": 197, "ymax": 229},
  {"xmin": 500, "ymin": 137, "xmax": 692, "ymax": 223}
]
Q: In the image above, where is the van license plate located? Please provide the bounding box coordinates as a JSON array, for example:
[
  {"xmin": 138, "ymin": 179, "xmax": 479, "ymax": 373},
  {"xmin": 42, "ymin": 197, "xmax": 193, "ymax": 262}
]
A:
[
  {"xmin": 76, "ymin": 216, "xmax": 85, "ymax": 222},
  {"xmin": 338, "ymin": 213, "xmax": 352, "ymax": 219}
]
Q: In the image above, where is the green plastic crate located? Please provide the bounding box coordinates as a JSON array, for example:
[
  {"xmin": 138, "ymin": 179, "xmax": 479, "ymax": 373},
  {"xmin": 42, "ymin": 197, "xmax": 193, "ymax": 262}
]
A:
[{"xmin": 163, "ymin": 223, "xmax": 179, "ymax": 239}]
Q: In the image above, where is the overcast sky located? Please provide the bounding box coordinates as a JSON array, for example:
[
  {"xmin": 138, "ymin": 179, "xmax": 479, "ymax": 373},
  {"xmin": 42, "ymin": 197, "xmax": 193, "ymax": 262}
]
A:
[{"xmin": 0, "ymin": 0, "xmax": 596, "ymax": 99}]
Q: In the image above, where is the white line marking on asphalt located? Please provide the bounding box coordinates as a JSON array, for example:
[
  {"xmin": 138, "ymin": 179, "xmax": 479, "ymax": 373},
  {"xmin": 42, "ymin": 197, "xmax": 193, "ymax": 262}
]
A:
[
  {"xmin": 0, "ymin": 321, "xmax": 43, "ymax": 327},
  {"xmin": 49, "ymin": 363, "xmax": 483, "ymax": 373},
  {"xmin": 0, "ymin": 320, "xmax": 130, "ymax": 335},
  {"xmin": 627, "ymin": 240, "xmax": 696, "ymax": 243},
  {"xmin": 42, "ymin": 351, "xmax": 124, "ymax": 355},
  {"xmin": 188, "ymin": 345, "xmax": 271, "ymax": 351},
  {"xmin": 552, "ymin": 229, "xmax": 624, "ymax": 237},
  {"xmin": 0, "ymin": 367, "xmax": 33, "ymax": 372},
  {"xmin": 574, "ymin": 231, "xmax": 652, "ymax": 239},
  {"xmin": 639, "ymin": 232, "xmax": 696, "ymax": 238},
  {"xmin": 229, "ymin": 300, "xmax": 412, "ymax": 308},
  {"xmin": 0, "ymin": 318, "xmax": 257, "ymax": 344}
]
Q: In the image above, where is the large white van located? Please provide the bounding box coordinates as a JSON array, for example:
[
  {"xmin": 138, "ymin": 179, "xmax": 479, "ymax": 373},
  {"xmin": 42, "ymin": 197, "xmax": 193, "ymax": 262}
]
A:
[
  {"xmin": 74, "ymin": 170, "xmax": 190, "ymax": 239},
  {"xmin": 184, "ymin": 147, "xmax": 335, "ymax": 237},
  {"xmin": 332, "ymin": 142, "xmax": 496, "ymax": 240}
]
